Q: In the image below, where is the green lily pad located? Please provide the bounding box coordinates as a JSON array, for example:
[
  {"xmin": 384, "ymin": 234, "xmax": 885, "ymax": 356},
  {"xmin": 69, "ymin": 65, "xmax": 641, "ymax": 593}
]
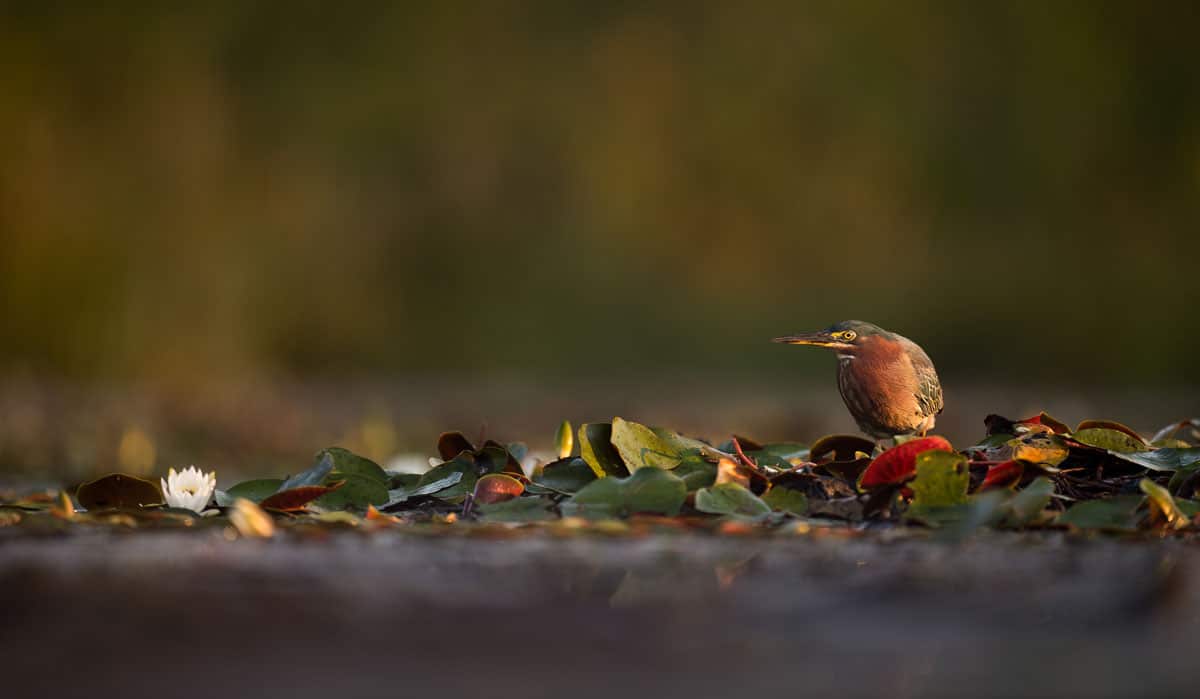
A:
[
  {"xmin": 384, "ymin": 470, "xmax": 465, "ymax": 508},
  {"xmin": 1057, "ymin": 495, "xmax": 1144, "ymax": 531},
  {"xmin": 610, "ymin": 417, "xmax": 682, "ymax": 471},
  {"xmin": 673, "ymin": 458, "xmax": 717, "ymax": 491},
  {"xmin": 221, "ymin": 478, "xmax": 285, "ymax": 505},
  {"xmin": 279, "ymin": 452, "xmax": 335, "ymax": 491},
  {"xmin": 315, "ymin": 473, "xmax": 390, "ymax": 510},
  {"xmin": 1004, "ymin": 477, "xmax": 1055, "ymax": 526},
  {"xmin": 533, "ymin": 457, "xmax": 597, "ymax": 494},
  {"xmin": 1071, "ymin": 428, "xmax": 1147, "ymax": 454},
  {"xmin": 477, "ymin": 497, "xmax": 557, "ymax": 523},
  {"xmin": 560, "ymin": 467, "xmax": 687, "ymax": 519},
  {"xmin": 578, "ymin": 423, "xmax": 628, "ymax": 478},
  {"xmin": 695, "ymin": 482, "xmax": 772, "ymax": 518},
  {"xmin": 907, "ymin": 450, "xmax": 969, "ymax": 523},
  {"xmin": 1110, "ymin": 447, "xmax": 1200, "ymax": 472},
  {"xmin": 417, "ymin": 455, "xmax": 479, "ymax": 501},
  {"xmin": 316, "ymin": 447, "xmax": 389, "ymax": 484},
  {"xmin": 762, "ymin": 487, "xmax": 809, "ymax": 516}
]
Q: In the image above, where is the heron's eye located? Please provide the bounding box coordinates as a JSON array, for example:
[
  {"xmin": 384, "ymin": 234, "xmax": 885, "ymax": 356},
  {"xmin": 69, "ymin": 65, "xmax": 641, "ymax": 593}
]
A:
[{"xmin": 841, "ymin": 331, "xmax": 857, "ymax": 342}]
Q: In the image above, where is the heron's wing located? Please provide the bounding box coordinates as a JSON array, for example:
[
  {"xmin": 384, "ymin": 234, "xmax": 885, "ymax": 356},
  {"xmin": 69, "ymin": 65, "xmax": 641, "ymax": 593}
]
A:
[{"xmin": 912, "ymin": 351, "xmax": 944, "ymax": 417}]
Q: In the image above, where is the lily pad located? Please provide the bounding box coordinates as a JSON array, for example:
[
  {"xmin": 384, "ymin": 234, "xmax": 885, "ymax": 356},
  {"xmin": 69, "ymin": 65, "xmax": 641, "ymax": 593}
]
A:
[
  {"xmin": 533, "ymin": 457, "xmax": 597, "ymax": 494},
  {"xmin": 1071, "ymin": 428, "xmax": 1147, "ymax": 454},
  {"xmin": 695, "ymin": 482, "xmax": 772, "ymax": 518},
  {"xmin": 221, "ymin": 478, "xmax": 284, "ymax": 505},
  {"xmin": 1109, "ymin": 447, "xmax": 1200, "ymax": 473},
  {"xmin": 560, "ymin": 467, "xmax": 687, "ymax": 519},
  {"xmin": 384, "ymin": 470, "xmax": 465, "ymax": 508},
  {"xmin": 76, "ymin": 473, "xmax": 163, "ymax": 510},
  {"xmin": 577, "ymin": 423, "xmax": 627, "ymax": 478},
  {"xmin": 476, "ymin": 496, "xmax": 557, "ymax": 523},
  {"xmin": 472, "ymin": 473, "xmax": 525, "ymax": 505},
  {"xmin": 1004, "ymin": 477, "xmax": 1054, "ymax": 526},
  {"xmin": 1057, "ymin": 495, "xmax": 1144, "ymax": 531},
  {"xmin": 610, "ymin": 417, "xmax": 682, "ymax": 471},
  {"xmin": 1009, "ymin": 434, "xmax": 1069, "ymax": 467},
  {"xmin": 278, "ymin": 452, "xmax": 335, "ymax": 491},
  {"xmin": 315, "ymin": 473, "xmax": 389, "ymax": 510},
  {"xmin": 555, "ymin": 420, "xmax": 574, "ymax": 459},
  {"xmin": 316, "ymin": 447, "xmax": 389, "ymax": 484},
  {"xmin": 907, "ymin": 450, "xmax": 969, "ymax": 522},
  {"xmin": 437, "ymin": 431, "xmax": 475, "ymax": 460},
  {"xmin": 260, "ymin": 482, "xmax": 344, "ymax": 512},
  {"xmin": 762, "ymin": 487, "xmax": 809, "ymax": 516},
  {"xmin": 810, "ymin": 434, "xmax": 876, "ymax": 463}
]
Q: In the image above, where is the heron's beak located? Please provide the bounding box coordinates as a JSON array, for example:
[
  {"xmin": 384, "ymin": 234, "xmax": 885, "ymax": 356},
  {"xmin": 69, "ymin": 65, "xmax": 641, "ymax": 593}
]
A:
[{"xmin": 771, "ymin": 331, "xmax": 844, "ymax": 349}]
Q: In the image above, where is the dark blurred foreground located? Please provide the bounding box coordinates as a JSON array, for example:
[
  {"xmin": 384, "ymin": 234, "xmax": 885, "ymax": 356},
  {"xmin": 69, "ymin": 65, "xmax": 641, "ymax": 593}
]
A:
[{"xmin": 2, "ymin": 529, "xmax": 1197, "ymax": 698}]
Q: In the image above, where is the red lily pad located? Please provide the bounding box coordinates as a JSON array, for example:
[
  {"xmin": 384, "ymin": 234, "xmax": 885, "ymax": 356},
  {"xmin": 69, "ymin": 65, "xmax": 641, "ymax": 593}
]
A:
[
  {"xmin": 979, "ymin": 460, "xmax": 1024, "ymax": 491},
  {"xmin": 437, "ymin": 431, "xmax": 476, "ymax": 460},
  {"xmin": 472, "ymin": 473, "xmax": 525, "ymax": 505},
  {"xmin": 859, "ymin": 436, "xmax": 954, "ymax": 490},
  {"xmin": 260, "ymin": 481, "xmax": 345, "ymax": 512}
]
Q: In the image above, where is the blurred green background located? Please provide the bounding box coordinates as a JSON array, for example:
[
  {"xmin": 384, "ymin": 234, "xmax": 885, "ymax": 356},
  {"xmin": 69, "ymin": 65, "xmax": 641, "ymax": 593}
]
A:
[{"xmin": 0, "ymin": 2, "xmax": 1196, "ymax": 478}]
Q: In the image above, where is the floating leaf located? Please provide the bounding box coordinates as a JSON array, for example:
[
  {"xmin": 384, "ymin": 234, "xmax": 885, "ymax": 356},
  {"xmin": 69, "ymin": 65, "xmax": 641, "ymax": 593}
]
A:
[
  {"xmin": 1057, "ymin": 495, "xmax": 1143, "ymax": 531},
  {"xmin": 76, "ymin": 473, "xmax": 163, "ymax": 510},
  {"xmin": 978, "ymin": 460, "xmax": 1024, "ymax": 491},
  {"xmin": 1075, "ymin": 420, "xmax": 1147, "ymax": 445},
  {"xmin": 477, "ymin": 497, "xmax": 557, "ymax": 523},
  {"xmin": 1009, "ymin": 434, "xmax": 1069, "ymax": 467},
  {"xmin": 1108, "ymin": 447, "xmax": 1200, "ymax": 473},
  {"xmin": 1071, "ymin": 428, "xmax": 1147, "ymax": 454},
  {"xmin": 556, "ymin": 420, "xmax": 574, "ymax": 459},
  {"xmin": 695, "ymin": 482, "xmax": 772, "ymax": 518},
  {"xmin": 1140, "ymin": 479, "xmax": 1188, "ymax": 531},
  {"xmin": 316, "ymin": 447, "xmax": 389, "ymax": 484},
  {"xmin": 907, "ymin": 450, "xmax": 969, "ymax": 522},
  {"xmin": 278, "ymin": 452, "xmax": 334, "ymax": 491},
  {"xmin": 1005, "ymin": 477, "xmax": 1054, "ymax": 526},
  {"xmin": 315, "ymin": 473, "xmax": 389, "ymax": 510},
  {"xmin": 437, "ymin": 431, "xmax": 475, "ymax": 460},
  {"xmin": 222, "ymin": 479, "xmax": 285, "ymax": 505},
  {"xmin": 475, "ymin": 443, "xmax": 525, "ymax": 476},
  {"xmin": 610, "ymin": 417, "xmax": 682, "ymax": 471},
  {"xmin": 577, "ymin": 423, "xmax": 627, "ymax": 478},
  {"xmin": 533, "ymin": 457, "xmax": 597, "ymax": 494},
  {"xmin": 762, "ymin": 487, "xmax": 808, "ymax": 516},
  {"xmin": 560, "ymin": 468, "xmax": 687, "ymax": 519},
  {"xmin": 384, "ymin": 470, "xmax": 465, "ymax": 508},
  {"xmin": 860, "ymin": 436, "xmax": 954, "ymax": 490},
  {"xmin": 810, "ymin": 434, "xmax": 876, "ymax": 463},
  {"xmin": 228, "ymin": 498, "xmax": 275, "ymax": 538},
  {"xmin": 260, "ymin": 482, "xmax": 345, "ymax": 512},
  {"xmin": 473, "ymin": 473, "xmax": 525, "ymax": 505}
]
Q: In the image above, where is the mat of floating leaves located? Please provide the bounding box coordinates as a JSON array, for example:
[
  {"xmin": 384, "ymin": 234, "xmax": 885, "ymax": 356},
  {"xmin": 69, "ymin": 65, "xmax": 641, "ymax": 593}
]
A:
[{"xmin": 1, "ymin": 415, "xmax": 1198, "ymax": 539}]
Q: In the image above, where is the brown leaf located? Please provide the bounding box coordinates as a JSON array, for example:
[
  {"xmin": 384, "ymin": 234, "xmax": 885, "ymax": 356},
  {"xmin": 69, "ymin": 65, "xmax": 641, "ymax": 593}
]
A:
[
  {"xmin": 259, "ymin": 481, "xmax": 345, "ymax": 512},
  {"xmin": 76, "ymin": 473, "xmax": 163, "ymax": 510},
  {"xmin": 437, "ymin": 432, "xmax": 475, "ymax": 460},
  {"xmin": 472, "ymin": 473, "xmax": 525, "ymax": 505}
]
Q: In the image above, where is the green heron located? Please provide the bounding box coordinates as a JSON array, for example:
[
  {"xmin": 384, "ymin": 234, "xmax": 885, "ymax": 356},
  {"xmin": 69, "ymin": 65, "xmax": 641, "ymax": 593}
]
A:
[{"xmin": 772, "ymin": 320, "xmax": 943, "ymax": 440}]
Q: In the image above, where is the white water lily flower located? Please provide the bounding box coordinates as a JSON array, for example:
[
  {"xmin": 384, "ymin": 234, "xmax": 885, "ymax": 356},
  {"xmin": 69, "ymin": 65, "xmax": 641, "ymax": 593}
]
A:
[{"xmin": 161, "ymin": 466, "xmax": 217, "ymax": 513}]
